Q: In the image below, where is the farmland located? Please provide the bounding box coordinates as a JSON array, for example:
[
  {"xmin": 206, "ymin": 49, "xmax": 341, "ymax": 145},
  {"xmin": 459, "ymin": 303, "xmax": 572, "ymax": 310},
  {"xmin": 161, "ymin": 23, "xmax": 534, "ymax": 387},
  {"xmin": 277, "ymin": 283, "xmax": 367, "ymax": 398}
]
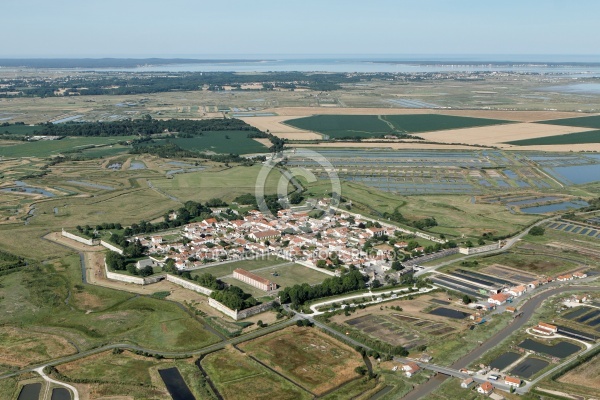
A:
[
  {"xmin": 505, "ymin": 129, "xmax": 600, "ymax": 146},
  {"xmin": 383, "ymin": 114, "xmax": 511, "ymax": 133},
  {"xmin": 165, "ymin": 130, "xmax": 268, "ymax": 154},
  {"xmin": 284, "ymin": 114, "xmax": 512, "ymax": 139},
  {"xmin": 201, "ymin": 346, "xmax": 312, "ymax": 400},
  {"xmin": 558, "ymin": 351, "xmax": 600, "ymax": 390},
  {"xmin": 539, "ymin": 115, "xmax": 600, "ymax": 129},
  {"xmin": 326, "ymin": 293, "xmax": 481, "ymax": 365},
  {"xmin": 238, "ymin": 326, "xmax": 363, "ymax": 396}
]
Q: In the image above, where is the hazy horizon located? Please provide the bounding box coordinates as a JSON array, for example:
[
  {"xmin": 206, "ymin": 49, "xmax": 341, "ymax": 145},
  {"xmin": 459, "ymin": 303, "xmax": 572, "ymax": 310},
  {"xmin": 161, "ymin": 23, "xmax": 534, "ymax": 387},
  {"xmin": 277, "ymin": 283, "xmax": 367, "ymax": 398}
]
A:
[{"xmin": 3, "ymin": 0, "xmax": 599, "ymax": 58}]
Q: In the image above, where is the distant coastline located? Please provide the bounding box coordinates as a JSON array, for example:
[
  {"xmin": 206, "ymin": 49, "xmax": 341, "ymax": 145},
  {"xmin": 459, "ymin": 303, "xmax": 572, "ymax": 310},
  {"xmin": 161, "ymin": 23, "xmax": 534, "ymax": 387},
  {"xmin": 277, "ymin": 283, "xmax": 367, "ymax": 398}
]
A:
[{"xmin": 2, "ymin": 56, "xmax": 600, "ymax": 74}]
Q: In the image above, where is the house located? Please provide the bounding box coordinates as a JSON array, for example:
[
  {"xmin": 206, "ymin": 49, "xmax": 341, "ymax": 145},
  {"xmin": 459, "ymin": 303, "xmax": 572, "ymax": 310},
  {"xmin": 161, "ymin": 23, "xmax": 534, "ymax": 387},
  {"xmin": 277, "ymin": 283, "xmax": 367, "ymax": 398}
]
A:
[
  {"xmin": 461, "ymin": 377, "xmax": 474, "ymax": 388},
  {"xmin": 573, "ymin": 271, "xmax": 587, "ymax": 279},
  {"xmin": 249, "ymin": 229, "xmax": 281, "ymax": 241},
  {"xmin": 508, "ymin": 285, "xmax": 527, "ymax": 297},
  {"xmin": 556, "ymin": 274, "xmax": 573, "ymax": 282},
  {"xmin": 488, "ymin": 293, "xmax": 510, "ymax": 305},
  {"xmin": 504, "ymin": 376, "xmax": 521, "ymax": 387},
  {"xmin": 402, "ymin": 362, "xmax": 420, "ymax": 377},
  {"xmin": 505, "ymin": 306, "xmax": 516, "ymax": 313},
  {"xmin": 477, "ymin": 381, "xmax": 494, "ymax": 395},
  {"xmin": 532, "ymin": 322, "xmax": 558, "ymax": 335},
  {"xmin": 527, "ymin": 280, "xmax": 540, "ymax": 289},
  {"xmin": 419, "ymin": 354, "xmax": 433, "ymax": 363}
]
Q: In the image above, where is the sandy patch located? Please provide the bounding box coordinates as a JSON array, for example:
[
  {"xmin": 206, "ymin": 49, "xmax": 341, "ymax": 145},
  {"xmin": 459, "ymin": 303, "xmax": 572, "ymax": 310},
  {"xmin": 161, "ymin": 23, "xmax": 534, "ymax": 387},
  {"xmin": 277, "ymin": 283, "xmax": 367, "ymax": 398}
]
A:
[
  {"xmin": 252, "ymin": 138, "xmax": 272, "ymax": 147},
  {"xmin": 290, "ymin": 142, "xmax": 485, "ymax": 150},
  {"xmin": 417, "ymin": 122, "xmax": 596, "ymax": 148},
  {"xmin": 240, "ymin": 116, "xmax": 322, "ymax": 140}
]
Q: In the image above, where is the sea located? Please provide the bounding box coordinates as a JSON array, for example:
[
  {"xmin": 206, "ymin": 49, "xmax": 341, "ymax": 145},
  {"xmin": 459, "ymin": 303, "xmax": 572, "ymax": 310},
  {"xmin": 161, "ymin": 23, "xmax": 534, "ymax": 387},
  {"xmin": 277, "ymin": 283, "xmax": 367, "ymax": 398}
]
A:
[{"xmin": 83, "ymin": 54, "xmax": 600, "ymax": 76}]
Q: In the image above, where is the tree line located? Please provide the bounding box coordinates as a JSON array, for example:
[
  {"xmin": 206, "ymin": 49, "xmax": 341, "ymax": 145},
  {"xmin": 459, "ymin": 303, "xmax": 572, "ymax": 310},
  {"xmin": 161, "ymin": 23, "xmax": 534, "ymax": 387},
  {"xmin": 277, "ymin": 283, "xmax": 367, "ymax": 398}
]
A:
[
  {"xmin": 279, "ymin": 269, "xmax": 367, "ymax": 308},
  {"xmin": 33, "ymin": 115, "xmax": 258, "ymax": 137}
]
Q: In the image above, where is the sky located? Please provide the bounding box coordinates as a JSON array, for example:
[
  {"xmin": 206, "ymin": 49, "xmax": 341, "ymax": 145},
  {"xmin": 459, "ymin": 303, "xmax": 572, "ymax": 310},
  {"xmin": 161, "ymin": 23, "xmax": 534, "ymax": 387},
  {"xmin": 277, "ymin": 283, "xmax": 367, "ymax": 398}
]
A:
[{"xmin": 2, "ymin": 0, "xmax": 599, "ymax": 58}]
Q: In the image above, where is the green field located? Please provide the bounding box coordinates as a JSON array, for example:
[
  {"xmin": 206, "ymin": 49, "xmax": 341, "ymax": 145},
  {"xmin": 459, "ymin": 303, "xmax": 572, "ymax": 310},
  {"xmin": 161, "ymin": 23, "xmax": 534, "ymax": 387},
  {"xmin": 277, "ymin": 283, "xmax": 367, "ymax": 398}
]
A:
[
  {"xmin": 286, "ymin": 115, "xmax": 392, "ymax": 138},
  {"xmin": 151, "ymin": 164, "xmax": 287, "ymax": 202},
  {"xmin": 539, "ymin": 115, "xmax": 600, "ymax": 129},
  {"xmin": 170, "ymin": 131, "xmax": 268, "ymax": 154},
  {"xmin": 0, "ymin": 124, "xmax": 42, "ymax": 135},
  {"xmin": 252, "ymin": 263, "xmax": 329, "ymax": 288},
  {"xmin": 304, "ymin": 180, "xmax": 539, "ymax": 240},
  {"xmin": 285, "ymin": 114, "xmax": 511, "ymax": 138},
  {"xmin": 383, "ymin": 114, "xmax": 511, "ymax": 133},
  {"xmin": 0, "ymin": 255, "xmax": 219, "ymax": 356},
  {"xmin": 0, "ymin": 136, "xmax": 135, "ymax": 158},
  {"xmin": 191, "ymin": 256, "xmax": 288, "ymax": 278},
  {"xmin": 506, "ymin": 129, "xmax": 600, "ymax": 146},
  {"xmin": 202, "ymin": 346, "xmax": 311, "ymax": 400}
]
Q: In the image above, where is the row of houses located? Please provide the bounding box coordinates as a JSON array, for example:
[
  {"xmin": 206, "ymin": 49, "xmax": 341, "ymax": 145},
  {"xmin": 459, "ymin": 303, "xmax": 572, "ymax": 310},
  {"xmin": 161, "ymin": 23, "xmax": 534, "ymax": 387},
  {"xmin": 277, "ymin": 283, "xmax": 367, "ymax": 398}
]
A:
[
  {"xmin": 488, "ymin": 270, "xmax": 588, "ymax": 306},
  {"xmin": 133, "ymin": 205, "xmax": 430, "ymax": 276}
]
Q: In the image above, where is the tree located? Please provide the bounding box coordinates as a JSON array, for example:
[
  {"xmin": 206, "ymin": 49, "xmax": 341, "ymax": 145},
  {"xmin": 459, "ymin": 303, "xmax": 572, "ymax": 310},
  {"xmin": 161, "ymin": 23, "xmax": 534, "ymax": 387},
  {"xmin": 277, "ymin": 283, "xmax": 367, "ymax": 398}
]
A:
[
  {"xmin": 105, "ymin": 251, "xmax": 126, "ymax": 270},
  {"xmin": 529, "ymin": 226, "xmax": 545, "ymax": 236},
  {"xmin": 371, "ymin": 279, "xmax": 382, "ymax": 289},
  {"xmin": 289, "ymin": 192, "xmax": 304, "ymax": 204},
  {"xmin": 391, "ymin": 260, "xmax": 404, "ymax": 271},
  {"xmin": 316, "ymin": 259, "xmax": 327, "ymax": 269},
  {"xmin": 462, "ymin": 295, "xmax": 472, "ymax": 304}
]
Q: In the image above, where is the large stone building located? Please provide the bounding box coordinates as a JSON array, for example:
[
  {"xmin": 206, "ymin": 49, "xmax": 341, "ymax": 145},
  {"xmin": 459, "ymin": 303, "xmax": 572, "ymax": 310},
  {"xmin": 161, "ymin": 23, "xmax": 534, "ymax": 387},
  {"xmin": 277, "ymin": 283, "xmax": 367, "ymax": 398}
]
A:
[{"xmin": 233, "ymin": 268, "xmax": 277, "ymax": 291}]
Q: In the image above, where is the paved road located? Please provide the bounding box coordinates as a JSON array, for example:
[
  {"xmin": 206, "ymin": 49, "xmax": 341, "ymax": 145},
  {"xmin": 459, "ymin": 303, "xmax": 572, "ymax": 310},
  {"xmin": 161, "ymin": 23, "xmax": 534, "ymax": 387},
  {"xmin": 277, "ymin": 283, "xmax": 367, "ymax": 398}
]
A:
[
  {"xmin": 402, "ymin": 284, "xmax": 598, "ymax": 399},
  {"xmin": 35, "ymin": 366, "xmax": 80, "ymax": 400}
]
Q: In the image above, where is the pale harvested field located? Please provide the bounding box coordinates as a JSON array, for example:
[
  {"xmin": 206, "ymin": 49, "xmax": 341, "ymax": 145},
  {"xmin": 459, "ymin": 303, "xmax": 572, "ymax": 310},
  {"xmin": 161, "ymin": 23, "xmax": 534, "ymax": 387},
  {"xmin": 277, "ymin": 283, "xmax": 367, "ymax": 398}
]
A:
[
  {"xmin": 239, "ymin": 116, "xmax": 322, "ymax": 140},
  {"xmin": 261, "ymin": 107, "xmax": 584, "ymax": 122},
  {"xmin": 418, "ymin": 122, "xmax": 596, "ymax": 148},
  {"xmin": 558, "ymin": 354, "xmax": 600, "ymax": 390},
  {"xmin": 291, "ymin": 142, "xmax": 483, "ymax": 150}
]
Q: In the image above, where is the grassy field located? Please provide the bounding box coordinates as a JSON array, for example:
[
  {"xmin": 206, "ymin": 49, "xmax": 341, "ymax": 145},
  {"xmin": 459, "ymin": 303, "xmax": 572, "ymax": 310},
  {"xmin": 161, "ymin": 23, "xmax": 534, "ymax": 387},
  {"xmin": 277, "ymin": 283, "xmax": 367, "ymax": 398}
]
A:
[
  {"xmin": 0, "ymin": 136, "xmax": 135, "ymax": 158},
  {"xmin": 53, "ymin": 350, "xmax": 213, "ymax": 399},
  {"xmin": 202, "ymin": 346, "xmax": 312, "ymax": 400},
  {"xmin": 170, "ymin": 130, "xmax": 268, "ymax": 154},
  {"xmin": 238, "ymin": 326, "xmax": 363, "ymax": 396},
  {"xmin": 305, "ymin": 180, "xmax": 539, "ymax": 240},
  {"xmin": 505, "ymin": 129, "xmax": 600, "ymax": 146},
  {"xmin": 285, "ymin": 115, "xmax": 392, "ymax": 138},
  {"xmin": 151, "ymin": 164, "xmax": 287, "ymax": 203},
  {"xmin": 252, "ymin": 263, "xmax": 330, "ymax": 288},
  {"xmin": 0, "ymin": 254, "xmax": 219, "ymax": 356},
  {"xmin": 383, "ymin": 114, "xmax": 511, "ymax": 133},
  {"xmin": 0, "ymin": 327, "xmax": 77, "ymax": 368},
  {"xmin": 540, "ymin": 115, "xmax": 600, "ymax": 129},
  {"xmin": 285, "ymin": 114, "xmax": 511, "ymax": 138},
  {"xmin": 191, "ymin": 256, "xmax": 288, "ymax": 278},
  {"xmin": 0, "ymin": 125, "xmax": 42, "ymax": 135}
]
